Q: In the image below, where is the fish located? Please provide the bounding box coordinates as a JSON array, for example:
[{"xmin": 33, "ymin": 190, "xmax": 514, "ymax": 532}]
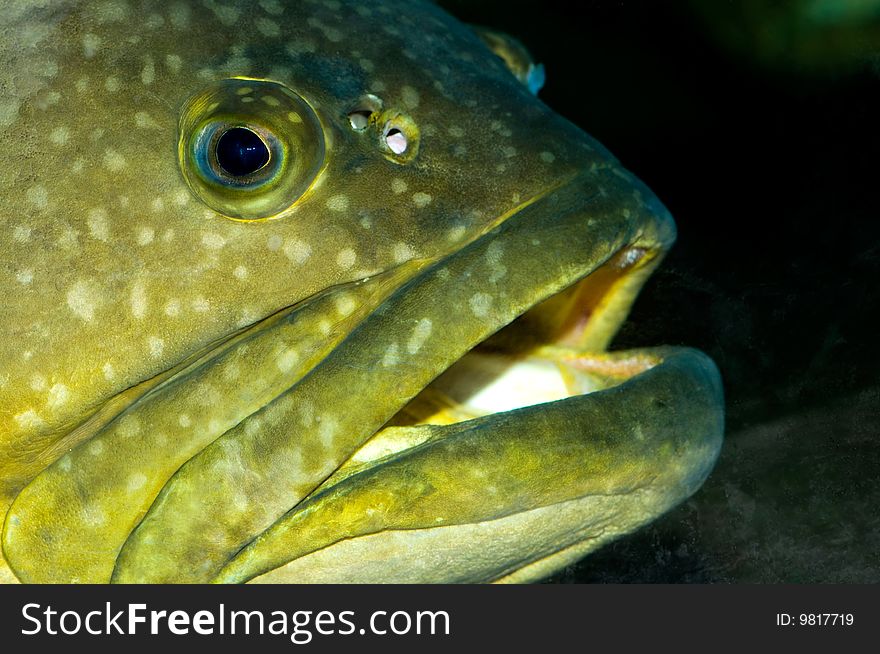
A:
[{"xmin": 0, "ymin": 0, "xmax": 724, "ymax": 583}]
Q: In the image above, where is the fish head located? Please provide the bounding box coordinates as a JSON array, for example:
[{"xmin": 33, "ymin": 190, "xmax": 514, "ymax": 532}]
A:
[{"xmin": 0, "ymin": 0, "xmax": 723, "ymax": 583}]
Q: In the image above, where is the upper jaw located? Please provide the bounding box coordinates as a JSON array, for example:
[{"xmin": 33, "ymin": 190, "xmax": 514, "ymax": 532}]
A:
[{"xmin": 3, "ymin": 167, "xmax": 692, "ymax": 583}]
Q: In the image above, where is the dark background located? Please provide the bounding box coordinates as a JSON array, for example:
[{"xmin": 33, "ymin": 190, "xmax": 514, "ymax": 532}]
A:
[{"xmin": 440, "ymin": 0, "xmax": 880, "ymax": 582}]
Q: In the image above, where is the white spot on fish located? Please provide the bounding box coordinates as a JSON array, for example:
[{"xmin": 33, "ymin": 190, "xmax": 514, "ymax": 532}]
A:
[
  {"xmin": 135, "ymin": 111, "xmax": 159, "ymax": 129},
  {"xmin": 283, "ymin": 239, "xmax": 312, "ymax": 265},
  {"xmin": 0, "ymin": 98, "xmax": 21, "ymax": 127},
  {"xmin": 16, "ymin": 270, "xmax": 33, "ymax": 285},
  {"xmin": 103, "ymin": 149, "xmax": 126, "ymax": 171},
  {"xmin": 276, "ymin": 348, "xmax": 299, "ymax": 373},
  {"xmin": 259, "ymin": 0, "xmax": 284, "ymax": 15},
  {"xmin": 27, "ymin": 185, "xmax": 49, "ymax": 210},
  {"xmin": 50, "ymin": 126, "xmax": 70, "ymax": 146},
  {"xmin": 165, "ymin": 54, "xmax": 183, "ymax": 73},
  {"xmin": 145, "ymin": 13, "xmax": 164, "ymax": 29},
  {"xmin": 413, "ymin": 192, "xmax": 432, "ymax": 208},
  {"xmin": 202, "ymin": 232, "xmax": 226, "ymax": 250},
  {"xmin": 192, "ymin": 296, "xmax": 210, "ymax": 313},
  {"xmin": 67, "ymin": 281, "xmax": 99, "ymax": 321},
  {"xmin": 88, "ymin": 440, "xmax": 105, "ymax": 456},
  {"xmin": 540, "ymin": 151, "xmax": 556, "ymax": 163},
  {"xmin": 334, "ymin": 294, "xmax": 356, "ymax": 317},
  {"xmin": 407, "ymin": 319, "xmax": 433, "ymax": 355},
  {"xmin": 382, "ymin": 342, "xmax": 400, "ymax": 367},
  {"xmin": 148, "ymin": 336, "xmax": 165, "ymax": 358},
  {"xmin": 317, "ymin": 417, "xmax": 338, "ymax": 447},
  {"xmin": 103, "ymin": 363, "xmax": 116, "ymax": 380},
  {"xmin": 14, "ymin": 410, "xmax": 44, "ymax": 429},
  {"xmin": 256, "ymin": 18, "xmax": 281, "ymax": 37},
  {"xmin": 137, "ymin": 226, "xmax": 155, "ymax": 245},
  {"xmin": 82, "ymin": 504, "xmax": 107, "ymax": 527},
  {"xmin": 130, "ymin": 281, "xmax": 148, "ymax": 318},
  {"xmin": 169, "ymin": 2, "xmax": 191, "ymax": 29},
  {"xmin": 178, "ymin": 414, "xmax": 192, "ymax": 428},
  {"xmin": 233, "ymin": 265, "xmax": 248, "ymax": 280},
  {"xmin": 141, "ymin": 58, "xmax": 155, "ymax": 85},
  {"xmin": 87, "ymin": 208, "xmax": 110, "ymax": 241},
  {"xmin": 469, "ymin": 292, "xmax": 493, "ymax": 318},
  {"xmin": 47, "ymin": 384, "xmax": 70, "ymax": 412},
  {"xmin": 326, "ymin": 194, "xmax": 349, "ymax": 212},
  {"xmin": 164, "ymin": 299, "xmax": 181, "ymax": 317},
  {"xmin": 267, "ymin": 234, "xmax": 283, "ymax": 251},
  {"xmin": 205, "ymin": 0, "xmax": 241, "ymax": 25},
  {"xmin": 127, "ymin": 473, "xmax": 147, "ymax": 493},
  {"xmin": 13, "ymin": 225, "xmax": 32, "ymax": 242},
  {"xmin": 391, "ymin": 178, "xmax": 408, "ymax": 194},
  {"xmin": 446, "ymin": 225, "xmax": 466, "ymax": 242},
  {"xmin": 392, "ymin": 242, "xmax": 414, "ymax": 263},
  {"xmin": 104, "ymin": 76, "xmax": 121, "ymax": 93},
  {"xmin": 82, "ymin": 33, "xmax": 102, "ymax": 58},
  {"xmin": 336, "ymin": 248, "xmax": 356, "ymax": 269},
  {"xmin": 401, "ymin": 85, "xmax": 420, "ymax": 109}
]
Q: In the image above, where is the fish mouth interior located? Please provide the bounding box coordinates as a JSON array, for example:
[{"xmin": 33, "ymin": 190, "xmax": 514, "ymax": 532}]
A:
[{"xmin": 376, "ymin": 243, "xmax": 663, "ymax": 437}]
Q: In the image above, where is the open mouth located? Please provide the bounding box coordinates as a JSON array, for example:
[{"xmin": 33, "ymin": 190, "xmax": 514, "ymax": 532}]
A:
[{"xmin": 2, "ymin": 172, "xmax": 723, "ymax": 584}]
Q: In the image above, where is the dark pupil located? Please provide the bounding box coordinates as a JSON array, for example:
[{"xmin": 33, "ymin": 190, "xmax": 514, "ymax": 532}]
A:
[{"xmin": 215, "ymin": 127, "xmax": 270, "ymax": 177}]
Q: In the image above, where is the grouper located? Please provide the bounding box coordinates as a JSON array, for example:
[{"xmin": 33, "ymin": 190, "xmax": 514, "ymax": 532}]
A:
[{"xmin": 0, "ymin": 0, "xmax": 724, "ymax": 583}]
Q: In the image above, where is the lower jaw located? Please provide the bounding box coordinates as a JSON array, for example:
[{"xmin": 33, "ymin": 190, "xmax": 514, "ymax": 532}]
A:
[
  {"xmin": 225, "ymin": 277, "xmax": 725, "ymax": 584},
  {"xmin": 215, "ymin": 343, "xmax": 724, "ymax": 584}
]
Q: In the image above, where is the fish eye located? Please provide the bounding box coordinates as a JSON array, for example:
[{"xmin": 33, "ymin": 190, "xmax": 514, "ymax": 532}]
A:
[
  {"xmin": 179, "ymin": 78, "xmax": 325, "ymax": 221},
  {"xmin": 215, "ymin": 127, "xmax": 271, "ymax": 177}
]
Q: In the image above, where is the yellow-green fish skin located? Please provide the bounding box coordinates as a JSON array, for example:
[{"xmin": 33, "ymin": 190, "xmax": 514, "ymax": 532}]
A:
[{"xmin": 0, "ymin": 0, "xmax": 723, "ymax": 583}]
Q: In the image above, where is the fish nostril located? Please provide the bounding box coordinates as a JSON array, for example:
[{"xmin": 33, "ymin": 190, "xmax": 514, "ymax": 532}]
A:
[
  {"xmin": 384, "ymin": 127, "xmax": 408, "ymax": 154},
  {"xmin": 347, "ymin": 110, "xmax": 373, "ymax": 131},
  {"xmin": 346, "ymin": 94, "xmax": 418, "ymax": 162},
  {"xmin": 346, "ymin": 93, "xmax": 383, "ymax": 132}
]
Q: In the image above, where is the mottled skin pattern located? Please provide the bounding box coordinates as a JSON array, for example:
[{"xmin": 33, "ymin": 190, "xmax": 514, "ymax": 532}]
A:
[{"xmin": 0, "ymin": 0, "xmax": 724, "ymax": 583}]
